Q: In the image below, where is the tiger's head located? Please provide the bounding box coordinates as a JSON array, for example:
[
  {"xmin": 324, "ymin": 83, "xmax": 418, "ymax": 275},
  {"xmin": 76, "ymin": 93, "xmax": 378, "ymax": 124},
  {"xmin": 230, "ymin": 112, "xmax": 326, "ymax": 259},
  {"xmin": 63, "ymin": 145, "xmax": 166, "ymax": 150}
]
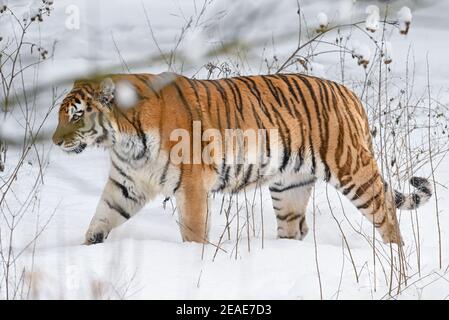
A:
[{"xmin": 52, "ymin": 77, "xmax": 117, "ymax": 154}]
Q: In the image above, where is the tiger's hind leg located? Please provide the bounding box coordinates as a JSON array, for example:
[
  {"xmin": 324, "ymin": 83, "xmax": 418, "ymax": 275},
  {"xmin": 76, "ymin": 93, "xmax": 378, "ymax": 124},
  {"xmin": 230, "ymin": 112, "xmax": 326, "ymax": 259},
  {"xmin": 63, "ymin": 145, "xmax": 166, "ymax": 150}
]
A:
[
  {"xmin": 332, "ymin": 147, "xmax": 402, "ymax": 244},
  {"xmin": 269, "ymin": 174, "xmax": 316, "ymax": 240}
]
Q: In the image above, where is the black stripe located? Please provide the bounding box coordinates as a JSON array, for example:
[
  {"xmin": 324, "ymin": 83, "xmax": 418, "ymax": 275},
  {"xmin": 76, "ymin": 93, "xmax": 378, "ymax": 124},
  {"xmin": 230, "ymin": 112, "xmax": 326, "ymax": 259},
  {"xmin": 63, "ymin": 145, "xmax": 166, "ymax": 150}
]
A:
[
  {"xmin": 198, "ymin": 81, "xmax": 212, "ymax": 112},
  {"xmin": 327, "ymin": 82, "xmax": 346, "ymax": 169},
  {"xmin": 316, "ymin": 80, "xmax": 332, "ymax": 181},
  {"xmin": 262, "ymin": 80, "xmax": 293, "ymax": 169},
  {"xmin": 262, "ymin": 77, "xmax": 295, "ymax": 162},
  {"xmin": 109, "ymin": 178, "xmax": 137, "ymax": 202},
  {"xmin": 270, "ymin": 103, "xmax": 291, "ymax": 172},
  {"xmin": 173, "ymin": 82, "xmax": 194, "ymax": 123},
  {"xmin": 159, "ymin": 158, "xmax": 170, "ymax": 185},
  {"xmin": 351, "ymin": 173, "xmax": 379, "ymax": 201},
  {"xmin": 297, "ymin": 75, "xmax": 322, "ymax": 175},
  {"xmin": 246, "ymin": 99, "xmax": 270, "ymax": 158},
  {"xmin": 267, "ymin": 75, "xmax": 295, "ymax": 117},
  {"xmin": 356, "ymin": 192, "xmax": 381, "ymax": 210},
  {"xmin": 238, "ymin": 76, "xmax": 274, "ymax": 125},
  {"xmin": 269, "ymin": 177, "xmax": 316, "ymax": 193},
  {"xmin": 134, "ymin": 113, "xmax": 148, "ymax": 160},
  {"xmin": 172, "ymin": 169, "xmax": 182, "ymax": 195},
  {"xmin": 294, "ymin": 147, "xmax": 305, "ymax": 172},
  {"xmin": 111, "ymin": 160, "xmax": 133, "ymax": 182},
  {"xmin": 412, "ymin": 193, "xmax": 421, "ymax": 207},
  {"xmin": 261, "ymin": 77, "xmax": 282, "ymax": 109},
  {"xmin": 136, "ymin": 74, "xmax": 160, "ymax": 99},
  {"xmin": 394, "ymin": 191, "xmax": 405, "ymax": 208},
  {"xmin": 222, "ymin": 79, "xmax": 241, "ymax": 129},
  {"xmin": 410, "ymin": 177, "xmax": 432, "ymax": 197},
  {"xmin": 287, "ymin": 214, "xmax": 302, "ymax": 222},
  {"xmin": 225, "ymin": 78, "xmax": 244, "ymax": 120},
  {"xmin": 276, "ymin": 74, "xmax": 300, "ymax": 104},
  {"xmin": 275, "ymin": 84, "xmax": 295, "ymax": 118},
  {"xmin": 276, "ymin": 212, "xmax": 301, "ymax": 222},
  {"xmin": 274, "ymin": 76, "xmax": 306, "ymax": 174},
  {"xmin": 79, "ymin": 121, "xmax": 97, "ymax": 136},
  {"xmin": 202, "ymin": 80, "xmax": 222, "ymax": 132},
  {"xmin": 239, "ymin": 164, "xmax": 254, "ymax": 189},
  {"xmin": 216, "ymin": 164, "xmax": 231, "ymax": 191},
  {"xmin": 299, "ymin": 215, "xmax": 306, "ymax": 230},
  {"xmin": 96, "ymin": 112, "xmax": 109, "ymax": 143},
  {"xmin": 105, "ymin": 200, "xmax": 130, "ymax": 219},
  {"xmin": 236, "ymin": 163, "xmax": 244, "ymax": 177},
  {"xmin": 342, "ymin": 184, "xmax": 355, "ymax": 196},
  {"xmin": 209, "ymin": 80, "xmax": 231, "ymax": 129},
  {"xmin": 186, "ymin": 79, "xmax": 203, "ymax": 120},
  {"xmin": 290, "ymin": 76, "xmax": 316, "ymax": 175},
  {"xmin": 113, "ymin": 148, "xmax": 132, "ymax": 165},
  {"xmin": 333, "ymin": 83, "xmax": 361, "ymax": 150}
]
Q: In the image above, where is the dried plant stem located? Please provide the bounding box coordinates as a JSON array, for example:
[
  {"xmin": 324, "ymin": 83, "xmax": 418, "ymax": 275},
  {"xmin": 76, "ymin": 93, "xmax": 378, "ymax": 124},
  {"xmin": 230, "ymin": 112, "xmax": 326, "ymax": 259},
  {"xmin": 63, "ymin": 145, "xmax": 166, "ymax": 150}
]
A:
[
  {"xmin": 426, "ymin": 55, "xmax": 442, "ymax": 269},
  {"xmin": 312, "ymin": 186, "xmax": 323, "ymax": 299},
  {"xmin": 325, "ymin": 186, "xmax": 359, "ymax": 283}
]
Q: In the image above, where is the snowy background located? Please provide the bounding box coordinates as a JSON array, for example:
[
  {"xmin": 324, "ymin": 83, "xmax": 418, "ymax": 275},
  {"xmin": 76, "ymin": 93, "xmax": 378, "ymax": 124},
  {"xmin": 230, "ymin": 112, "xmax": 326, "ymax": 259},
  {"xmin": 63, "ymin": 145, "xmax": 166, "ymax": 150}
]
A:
[{"xmin": 1, "ymin": 0, "xmax": 448, "ymax": 299}]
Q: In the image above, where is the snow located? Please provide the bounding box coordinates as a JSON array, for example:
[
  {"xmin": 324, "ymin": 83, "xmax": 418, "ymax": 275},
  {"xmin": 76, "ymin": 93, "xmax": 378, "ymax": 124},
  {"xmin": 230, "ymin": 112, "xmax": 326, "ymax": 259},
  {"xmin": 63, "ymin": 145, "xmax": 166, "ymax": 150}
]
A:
[
  {"xmin": 1, "ymin": 0, "xmax": 449, "ymax": 300},
  {"xmin": 365, "ymin": 5, "xmax": 380, "ymax": 33},
  {"xmin": 317, "ymin": 12, "xmax": 328, "ymax": 29},
  {"xmin": 398, "ymin": 6, "xmax": 413, "ymax": 24},
  {"xmin": 351, "ymin": 41, "xmax": 371, "ymax": 68},
  {"xmin": 383, "ymin": 41, "xmax": 393, "ymax": 65},
  {"xmin": 115, "ymin": 80, "xmax": 138, "ymax": 110},
  {"xmin": 398, "ymin": 6, "xmax": 412, "ymax": 35}
]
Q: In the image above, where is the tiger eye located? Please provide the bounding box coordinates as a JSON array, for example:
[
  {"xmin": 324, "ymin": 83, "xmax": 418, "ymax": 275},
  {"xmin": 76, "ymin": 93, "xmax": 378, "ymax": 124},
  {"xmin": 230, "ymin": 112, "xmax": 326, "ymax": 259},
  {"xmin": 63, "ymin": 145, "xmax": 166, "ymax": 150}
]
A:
[{"xmin": 86, "ymin": 106, "xmax": 92, "ymax": 112}]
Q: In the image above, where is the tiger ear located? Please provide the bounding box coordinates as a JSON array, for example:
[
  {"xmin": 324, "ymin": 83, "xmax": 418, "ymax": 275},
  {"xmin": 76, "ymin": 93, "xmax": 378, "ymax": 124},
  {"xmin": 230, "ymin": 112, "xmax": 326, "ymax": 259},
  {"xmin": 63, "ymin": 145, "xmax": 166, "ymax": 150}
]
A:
[{"xmin": 99, "ymin": 78, "xmax": 115, "ymax": 109}]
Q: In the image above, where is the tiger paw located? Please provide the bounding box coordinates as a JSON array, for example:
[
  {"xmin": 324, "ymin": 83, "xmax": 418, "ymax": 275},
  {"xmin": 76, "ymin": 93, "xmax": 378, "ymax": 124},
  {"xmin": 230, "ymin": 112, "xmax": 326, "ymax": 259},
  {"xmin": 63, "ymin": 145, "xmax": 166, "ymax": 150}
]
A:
[{"xmin": 84, "ymin": 221, "xmax": 110, "ymax": 245}]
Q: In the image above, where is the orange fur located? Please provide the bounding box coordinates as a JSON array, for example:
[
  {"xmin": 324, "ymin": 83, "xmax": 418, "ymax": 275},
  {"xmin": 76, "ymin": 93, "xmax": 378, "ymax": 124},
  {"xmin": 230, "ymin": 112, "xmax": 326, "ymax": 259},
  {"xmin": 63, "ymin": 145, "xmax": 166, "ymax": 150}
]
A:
[{"xmin": 52, "ymin": 73, "xmax": 432, "ymax": 245}]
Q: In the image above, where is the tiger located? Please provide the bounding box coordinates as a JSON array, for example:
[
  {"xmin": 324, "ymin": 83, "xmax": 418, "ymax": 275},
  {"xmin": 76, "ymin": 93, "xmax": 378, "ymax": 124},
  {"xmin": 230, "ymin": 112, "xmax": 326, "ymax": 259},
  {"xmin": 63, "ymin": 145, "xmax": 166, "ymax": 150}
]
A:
[{"xmin": 52, "ymin": 72, "xmax": 432, "ymax": 245}]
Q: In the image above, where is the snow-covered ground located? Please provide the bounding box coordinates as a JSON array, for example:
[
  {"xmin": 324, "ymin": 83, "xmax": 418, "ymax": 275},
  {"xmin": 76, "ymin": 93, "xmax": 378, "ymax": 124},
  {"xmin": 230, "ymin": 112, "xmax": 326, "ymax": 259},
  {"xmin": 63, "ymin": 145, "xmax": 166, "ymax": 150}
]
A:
[{"xmin": 1, "ymin": 0, "xmax": 449, "ymax": 299}]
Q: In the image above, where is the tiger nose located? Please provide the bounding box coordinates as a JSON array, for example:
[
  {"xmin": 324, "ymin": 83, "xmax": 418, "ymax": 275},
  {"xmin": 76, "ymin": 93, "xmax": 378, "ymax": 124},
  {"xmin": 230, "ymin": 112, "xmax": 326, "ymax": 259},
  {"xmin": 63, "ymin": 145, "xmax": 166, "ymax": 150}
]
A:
[{"xmin": 52, "ymin": 134, "xmax": 63, "ymax": 146}]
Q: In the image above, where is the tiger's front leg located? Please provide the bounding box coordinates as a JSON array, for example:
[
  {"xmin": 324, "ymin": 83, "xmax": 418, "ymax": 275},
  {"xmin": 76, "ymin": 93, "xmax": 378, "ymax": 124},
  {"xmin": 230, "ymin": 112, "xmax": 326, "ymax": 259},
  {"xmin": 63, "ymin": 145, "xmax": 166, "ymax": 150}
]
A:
[
  {"xmin": 175, "ymin": 172, "xmax": 210, "ymax": 243},
  {"xmin": 84, "ymin": 169, "xmax": 148, "ymax": 245}
]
